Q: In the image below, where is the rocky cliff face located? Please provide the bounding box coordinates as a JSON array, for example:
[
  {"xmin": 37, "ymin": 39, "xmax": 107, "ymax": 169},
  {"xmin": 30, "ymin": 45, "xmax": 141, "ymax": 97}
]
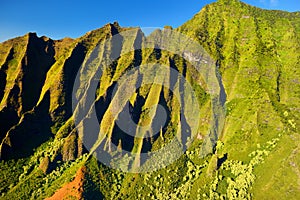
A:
[
  {"xmin": 0, "ymin": 23, "xmax": 215, "ymax": 163},
  {"xmin": 0, "ymin": 1, "xmax": 299, "ymax": 199},
  {"xmin": 0, "ymin": 24, "xmax": 120, "ymax": 160}
]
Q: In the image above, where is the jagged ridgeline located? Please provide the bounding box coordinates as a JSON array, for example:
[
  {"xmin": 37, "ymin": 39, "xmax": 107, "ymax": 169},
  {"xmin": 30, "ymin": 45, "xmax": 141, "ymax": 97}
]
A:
[
  {"xmin": 0, "ymin": 23, "xmax": 218, "ymax": 162},
  {"xmin": 71, "ymin": 26, "xmax": 225, "ymax": 173},
  {"xmin": 0, "ymin": 0, "xmax": 299, "ymax": 199},
  {"xmin": 0, "ymin": 22, "xmax": 218, "ymax": 198}
]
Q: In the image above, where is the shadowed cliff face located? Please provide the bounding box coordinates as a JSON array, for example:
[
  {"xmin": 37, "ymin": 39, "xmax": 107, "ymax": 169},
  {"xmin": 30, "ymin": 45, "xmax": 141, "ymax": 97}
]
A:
[
  {"xmin": 0, "ymin": 1, "xmax": 299, "ymax": 199},
  {"xmin": 0, "ymin": 23, "xmax": 213, "ymax": 161},
  {"xmin": 0, "ymin": 33, "xmax": 56, "ymax": 145}
]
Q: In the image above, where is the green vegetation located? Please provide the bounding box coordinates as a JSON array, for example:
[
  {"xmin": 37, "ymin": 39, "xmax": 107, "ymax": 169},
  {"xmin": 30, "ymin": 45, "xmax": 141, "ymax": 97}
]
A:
[{"xmin": 0, "ymin": 0, "xmax": 299, "ymax": 199}]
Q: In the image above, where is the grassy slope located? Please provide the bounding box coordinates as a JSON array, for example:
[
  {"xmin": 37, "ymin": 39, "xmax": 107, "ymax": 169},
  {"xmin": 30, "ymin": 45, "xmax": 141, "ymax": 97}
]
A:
[
  {"xmin": 0, "ymin": 0, "xmax": 299, "ymax": 199},
  {"xmin": 179, "ymin": 0, "xmax": 300, "ymax": 198}
]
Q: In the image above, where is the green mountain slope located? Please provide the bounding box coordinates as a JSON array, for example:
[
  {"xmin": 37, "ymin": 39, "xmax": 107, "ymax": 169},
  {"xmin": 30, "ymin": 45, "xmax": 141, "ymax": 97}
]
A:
[
  {"xmin": 179, "ymin": 0, "xmax": 300, "ymax": 198},
  {"xmin": 0, "ymin": 0, "xmax": 299, "ymax": 199}
]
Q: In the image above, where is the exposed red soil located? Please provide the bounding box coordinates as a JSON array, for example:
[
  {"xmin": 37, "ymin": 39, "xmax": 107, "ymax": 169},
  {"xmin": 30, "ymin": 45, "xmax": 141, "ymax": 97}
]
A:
[{"xmin": 45, "ymin": 167, "xmax": 86, "ymax": 200}]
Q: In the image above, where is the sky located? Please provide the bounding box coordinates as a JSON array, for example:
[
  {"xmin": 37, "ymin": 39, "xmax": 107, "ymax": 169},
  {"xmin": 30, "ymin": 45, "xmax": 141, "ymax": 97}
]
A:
[{"xmin": 0, "ymin": 0, "xmax": 300, "ymax": 42}]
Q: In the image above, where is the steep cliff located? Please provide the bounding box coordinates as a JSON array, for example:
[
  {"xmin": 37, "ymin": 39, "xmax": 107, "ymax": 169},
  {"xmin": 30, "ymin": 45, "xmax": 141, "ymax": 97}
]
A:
[{"xmin": 0, "ymin": 1, "xmax": 299, "ymax": 199}]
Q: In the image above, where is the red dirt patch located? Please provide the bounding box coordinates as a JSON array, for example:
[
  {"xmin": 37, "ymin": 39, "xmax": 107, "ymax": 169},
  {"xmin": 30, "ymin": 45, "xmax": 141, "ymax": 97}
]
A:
[{"xmin": 46, "ymin": 167, "xmax": 86, "ymax": 200}]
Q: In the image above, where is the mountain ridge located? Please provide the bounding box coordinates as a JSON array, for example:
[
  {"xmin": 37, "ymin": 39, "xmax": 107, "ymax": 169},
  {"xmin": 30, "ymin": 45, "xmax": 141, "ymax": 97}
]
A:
[{"xmin": 0, "ymin": 1, "xmax": 299, "ymax": 199}]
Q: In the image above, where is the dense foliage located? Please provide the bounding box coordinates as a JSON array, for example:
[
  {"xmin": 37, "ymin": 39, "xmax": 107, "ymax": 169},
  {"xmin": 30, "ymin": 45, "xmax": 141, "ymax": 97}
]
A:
[{"xmin": 0, "ymin": 0, "xmax": 299, "ymax": 199}]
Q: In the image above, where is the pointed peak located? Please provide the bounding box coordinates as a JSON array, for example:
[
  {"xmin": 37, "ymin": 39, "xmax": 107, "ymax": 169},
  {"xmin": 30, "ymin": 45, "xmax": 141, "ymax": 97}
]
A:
[
  {"xmin": 41, "ymin": 36, "xmax": 50, "ymax": 42},
  {"xmin": 106, "ymin": 21, "xmax": 121, "ymax": 35},
  {"xmin": 112, "ymin": 21, "xmax": 121, "ymax": 28},
  {"xmin": 103, "ymin": 21, "xmax": 121, "ymax": 30}
]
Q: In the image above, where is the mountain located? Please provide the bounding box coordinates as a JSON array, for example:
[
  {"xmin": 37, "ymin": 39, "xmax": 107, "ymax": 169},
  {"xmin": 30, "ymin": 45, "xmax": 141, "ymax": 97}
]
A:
[{"xmin": 0, "ymin": 0, "xmax": 299, "ymax": 199}]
